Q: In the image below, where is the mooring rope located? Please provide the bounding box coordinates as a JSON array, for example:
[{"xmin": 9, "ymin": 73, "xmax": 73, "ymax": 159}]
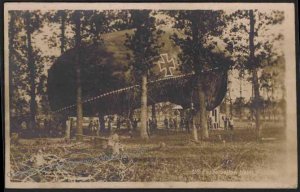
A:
[{"xmin": 53, "ymin": 67, "xmax": 222, "ymax": 113}]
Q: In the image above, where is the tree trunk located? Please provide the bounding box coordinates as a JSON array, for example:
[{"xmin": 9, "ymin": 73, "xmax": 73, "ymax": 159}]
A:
[
  {"xmin": 60, "ymin": 11, "xmax": 66, "ymax": 54},
  {"xmin": 74, "ymin": 11, "xmax": 83, "ymax": 141},
  {"xmin": 75, "ymin": 56, "xmax": 83, "ymax": 140},
  {"xmin": 9, "ymin": 12, "xmax": 16, "ymax": 121},
  {"xmin": 192, "ymin": 116, "xmax": 198, "ymax": 142},
  {"xmin": 197, "ymin": 78, "xmax": 209, "ymax": 140},
  {"xmin": 225, "ymin": 96, "xmax": 230, "ymax": 117},
  {"xmin": 252, "ymin": 69, "xmax": 261, "ymax": 140},
  {"xmin": 65, "ymin": 118, "xmax": 71, "ymax": 140},
  {"xmin": 25, "ymin": 13, "xmax": 37, "ymax": 131},
  {"xmin": 228, "ymin": 93, "xmax": 233, "ymax": 118},
  {"xmin": 152, "ymin": 104, "xmax": 156, "ymax": 120},
  {"xmin": 152, "ymin": 103, "xmax": 157, "ymax": 130},
  {"xmin": 140, "ymin": 74, "xmax": 149, "ymax": 139},
  {"xmin": 249, "ymin": 10, "xmax": 261, "ymax": 140}
]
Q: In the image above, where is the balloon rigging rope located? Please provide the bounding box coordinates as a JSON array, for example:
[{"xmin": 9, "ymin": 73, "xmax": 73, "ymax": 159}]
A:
[{"xmin": 53, "ymin": 66, "xmax": 223, "ymax": 113}]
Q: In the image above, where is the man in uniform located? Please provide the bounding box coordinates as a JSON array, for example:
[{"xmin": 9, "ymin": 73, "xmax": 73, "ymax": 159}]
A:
[{"xmin": 164, "ymin": 117, "xmax": 169, "ymax": 133}]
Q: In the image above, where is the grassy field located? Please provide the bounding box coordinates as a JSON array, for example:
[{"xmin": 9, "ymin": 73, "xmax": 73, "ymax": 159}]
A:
[{"xmin": 9, "ymin": 121, "xmax": 287, "ymax": 182}]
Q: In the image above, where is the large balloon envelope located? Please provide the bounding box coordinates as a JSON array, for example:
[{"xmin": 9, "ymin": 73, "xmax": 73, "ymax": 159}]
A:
[{"xmin": 47, "ymin": 28, "xmax": 230, "ymax": 116}]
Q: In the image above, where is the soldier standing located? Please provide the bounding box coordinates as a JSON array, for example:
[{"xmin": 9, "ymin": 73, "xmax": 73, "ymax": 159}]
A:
[
  {"xmin": 225, "ymin": 116, "xmax": 230, "ymax": 130},
  {"xmin": 229, "ymin": 117, "xmax": 234, "ymax": 130},
  {"xmin": 108, "ymin": 118, "xmax": 112, "ymax": 134},
  {"xmin": 208, "ymin": 116, "xmax": 213, "ymax": 130},
  {"xmin": 169, "ymin": 117, "xmax": 173, "ymax": 130},
  {"xmin": 88, "ymin": 120, "xmax": 94, "ymax": 135},
  {"xmin": 164, "ymin": 117, "xmax": 169, "ymax": 132},
  {"xmin": 147, "ymin": 119, "xmax": 151, "ymax": 137},
  {"xmin": 116, "ymin": 117, "xmax": 121, "ymax": 130},
  {"xmin": 173, "ymin": 118, "xmax": 178, "ymax": 132},
  {"xmin": 180, "ymin": 117, "xmax": 184, "ymax": 132},
  {"xmin": 95, "ymin": 119, "xmax": 100, "ymax": 136}
]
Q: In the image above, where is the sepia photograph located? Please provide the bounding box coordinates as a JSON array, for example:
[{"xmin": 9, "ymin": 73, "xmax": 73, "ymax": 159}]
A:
[{"xmin": 3, "ymin": 2, "xmax": 298, "ymax": 189}]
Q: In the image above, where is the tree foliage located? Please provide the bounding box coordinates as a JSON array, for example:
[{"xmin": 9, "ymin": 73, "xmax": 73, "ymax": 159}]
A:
[
  {"xmin": 169, "ymin": 10, "xmax": 230, "ymax": 73},
  {"xmin": 223, "ymin": 10, "xmax": 284, "ymax": 72},
  {"xmin": 9, "ymin": 10, "xmax": 48, "ymax": 131},
  {"xmin": 124, "ymin": 10, "xmax": 164, "ymax": 78}
]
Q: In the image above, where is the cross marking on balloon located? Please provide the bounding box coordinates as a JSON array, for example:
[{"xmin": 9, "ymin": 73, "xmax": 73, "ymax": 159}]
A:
[{"xmin": 157, "ymin": 53, "xmax": 177, "ymax": 77}]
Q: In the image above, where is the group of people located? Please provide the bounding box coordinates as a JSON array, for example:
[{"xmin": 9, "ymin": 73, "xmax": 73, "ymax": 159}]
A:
[
  {"xmin": 222, "ymin": 116, "xmax": 234, "ymax": 130},
  {"xmin": 164, "ymin": 117, "xmax": 190, "ymax": 132},
  {"xmin": 88, "ymin": 119, "xmax": 100, "ymax": 136},
  {"xmin": 207, "ymin": 116, "xmax": 234, "ymax": 130},
  {"xmin": 85, "ymin": 113, "xmax": 235, "ymax": 137},
  {"xmin": 88, "ymin": 116, "xmax": 139, "ymax": 136}
]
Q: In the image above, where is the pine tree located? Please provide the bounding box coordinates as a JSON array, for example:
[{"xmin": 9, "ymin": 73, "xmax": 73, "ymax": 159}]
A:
[
  {"xmin": 71, "ymin": 10, "xmax": 84, "ymax": 140},
  {"xmin": 125, "ymin": 10, "xmax": 163, "ymax": 139},
  {"xmin": 23, "ymin": 11, "xmax": 45, "ymax": 132},
  {"xmin": 46, "ymin": 10, "xmax": 70, "ymax": 54},
  {"xmin": 223, "ymin": 10, "xmax": 284, "ymax": 140},
  {"xmin": 8, "ymin": 10, "xmax": 47, "ymax": 135},
  {"xmin": 9, "ymin": 11, "xmax": 29, "ymax": 132},
  {"xmin": 169, "ymin": 10, "xmax": 226, "ymax": 140}
]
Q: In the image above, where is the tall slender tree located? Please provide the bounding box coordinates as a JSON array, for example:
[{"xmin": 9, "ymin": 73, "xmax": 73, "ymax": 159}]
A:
[
  {"xmin": 71, "ymin": 11, "xmax": 83, "ymax": 140},
  {"xmin": 59, "ymin": 11, "xmax": 67, "ymax": 53},
  {"xmin": 170, "ymin": 10, "xmax": 226, "ymax": 140},
  {"xmin": 223, "ymin": 10, "xmax": 284, "ymax": 140},
  {"xmin": 125, "ymin": 10, "xmax": 163, "ymax": 139},
  {"xmin": 8, "ymin": 10, "xmax": 47, "ymax": 134},
  {"xmin": 88, "ymin": 11, "xmax": 110, "ymax": 44},
  {"xmin": 45, "ymin": 10, "xmax": 73, "ymax": 54},
  {"xmin": 84, "ymin": 10, "xmax": 112, "ymax": 133},
  {"xmin": 9, "ymin": 11, "xmax": 29, "ymax": 131},
  {"xmin": 25, "ymin": 11, "xmax": 36, "ymax": 130},
  {"xmin": 23, "ymin": 11, "xmax": 45, "ymax": 131}
]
